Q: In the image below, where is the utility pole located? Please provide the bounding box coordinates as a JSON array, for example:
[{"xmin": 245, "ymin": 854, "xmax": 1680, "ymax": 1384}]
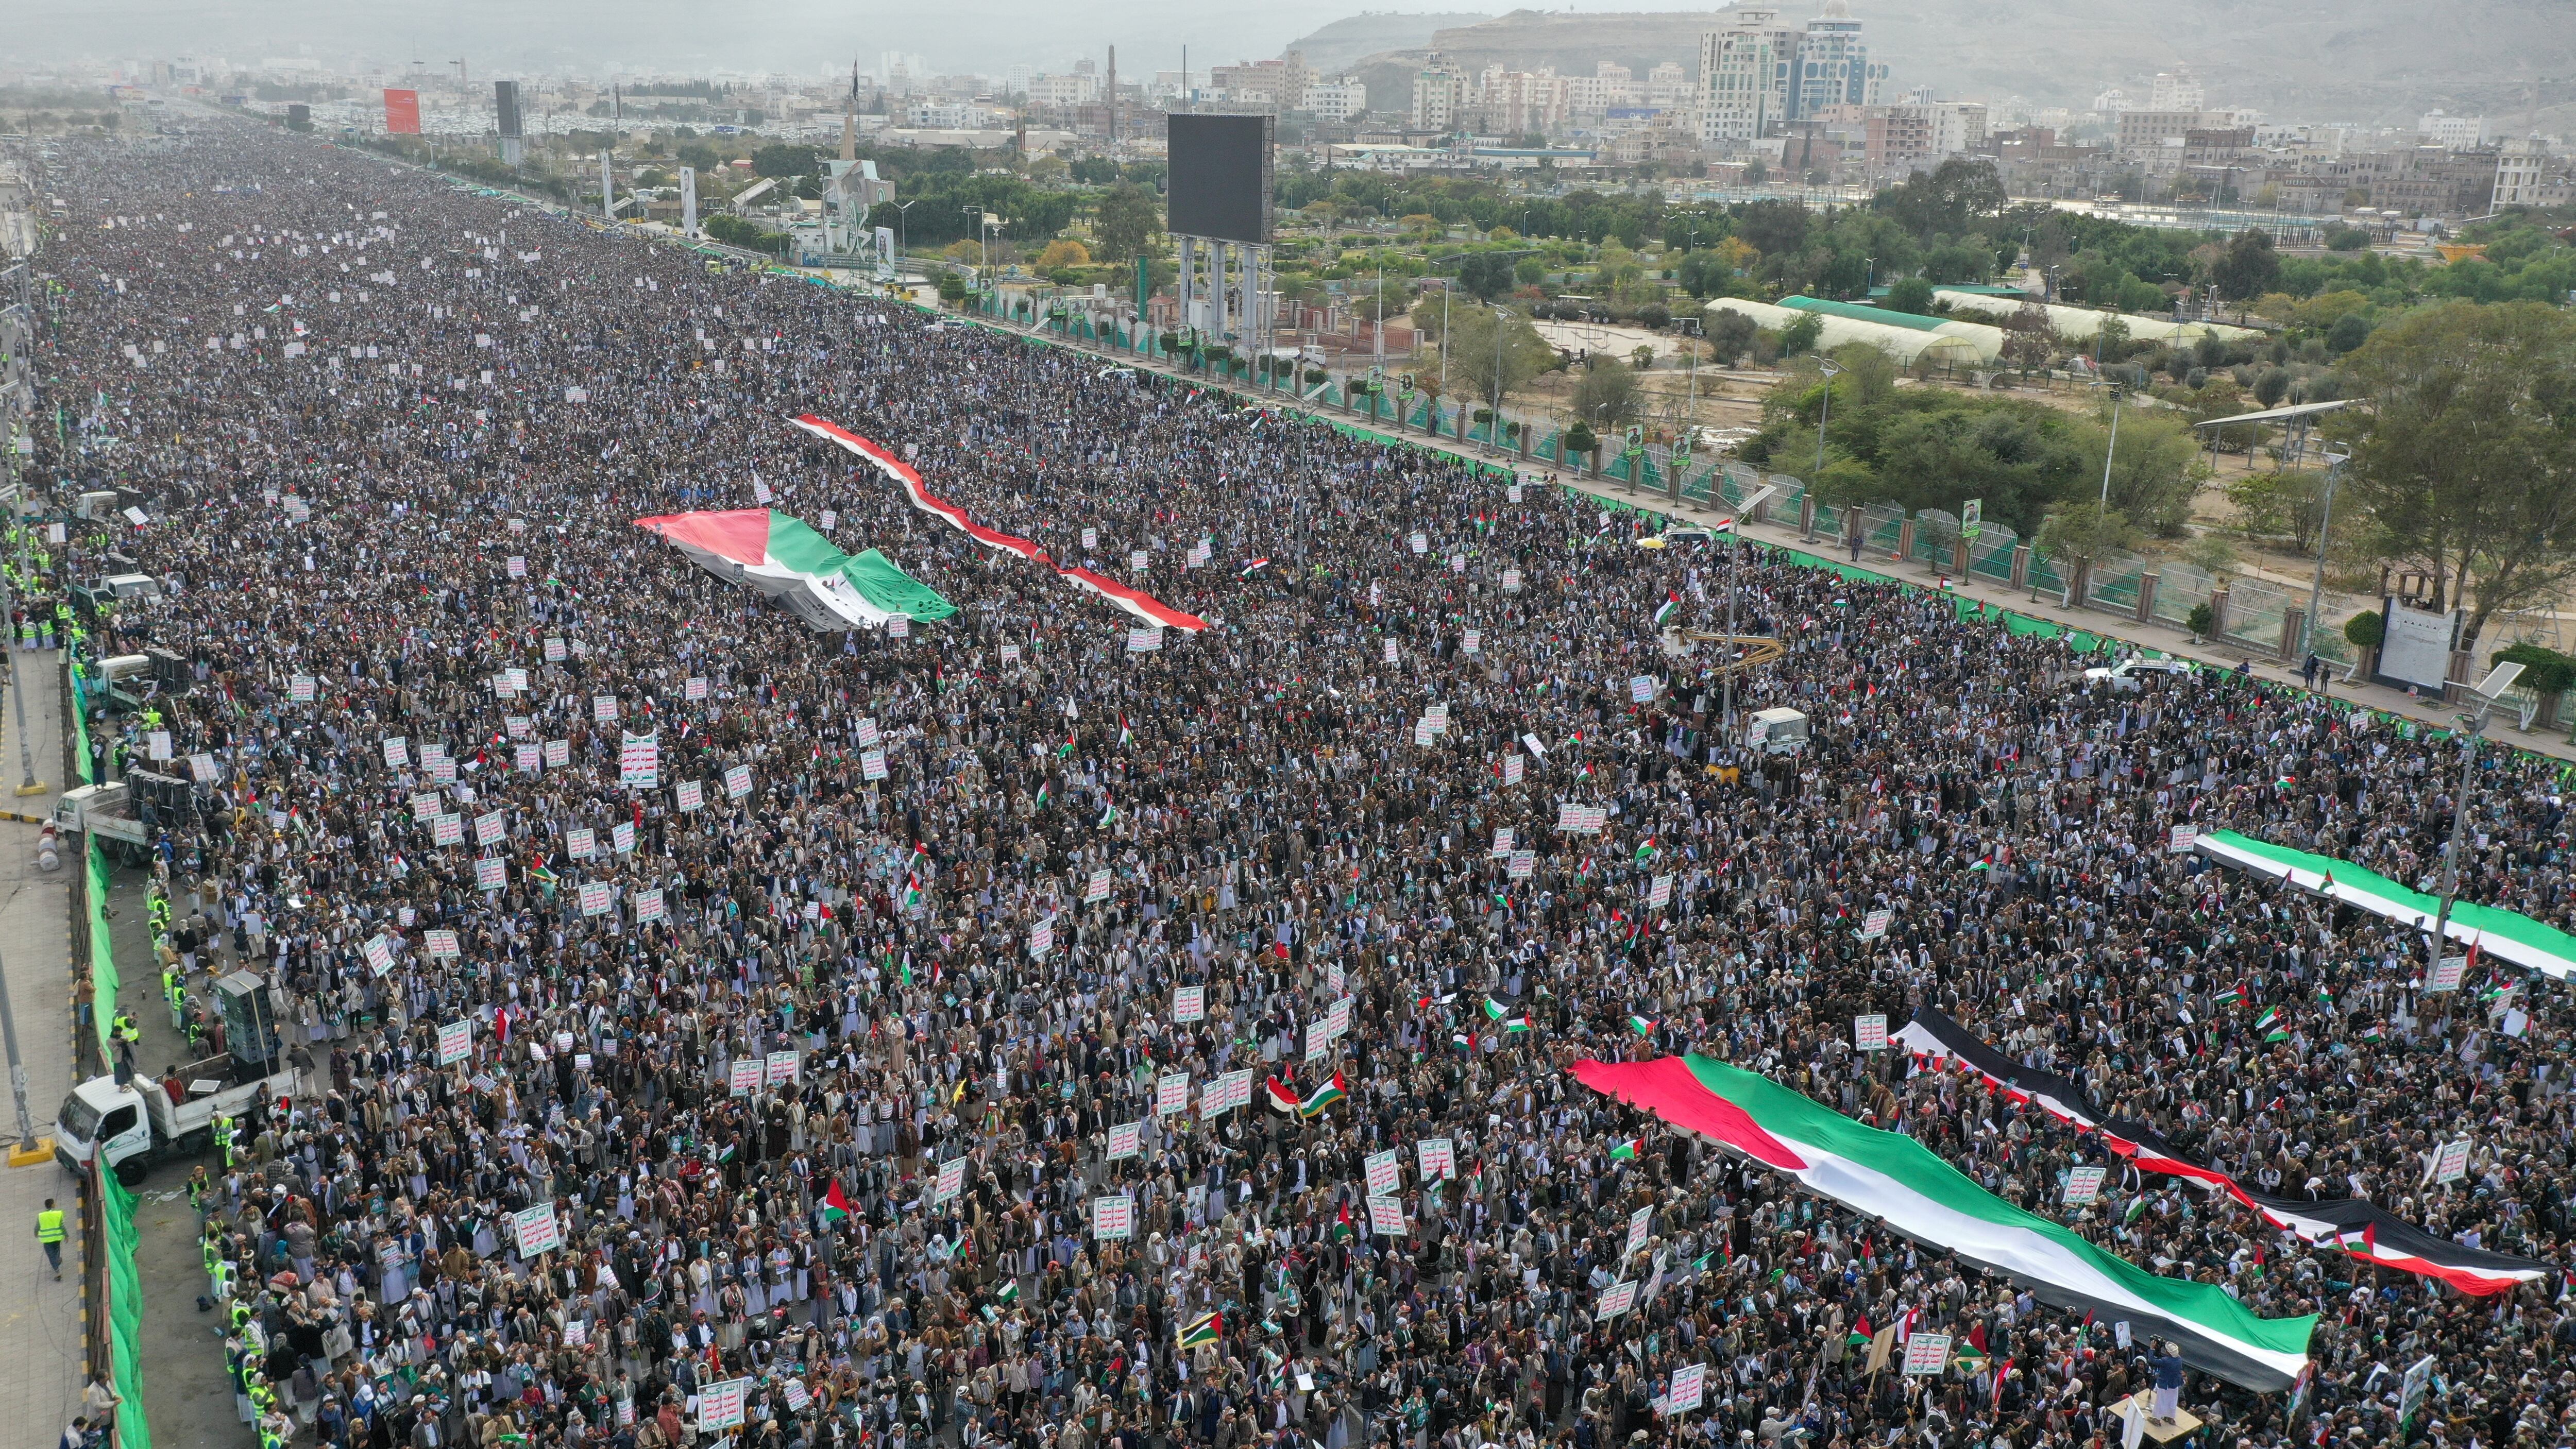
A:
[{"xmin": 0, "ymin": 261, "xmax": 41, "ymax": 798}]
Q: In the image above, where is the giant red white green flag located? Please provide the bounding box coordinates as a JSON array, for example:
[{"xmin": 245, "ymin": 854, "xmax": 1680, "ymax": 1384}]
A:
[
  {"xmin": 634, "ymin": 508, "xmax": 955, "ymax": 633},
  {"xmin": 787, "ymin": 414, "xmax": 1208, "ymax": 633},
  {"xmin": 1572, "ymin": 1054, "xmax": 2316, "ymax": 1391},
  {"xmin": 2193, "ymin": 828, "xmax": 2576, "ymax": 981}
]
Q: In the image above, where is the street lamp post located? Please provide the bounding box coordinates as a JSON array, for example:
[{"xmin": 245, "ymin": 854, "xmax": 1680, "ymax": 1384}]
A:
[
  {"xmin": 1812, "ymin": 355, "xmax": 1844, "ymax": 491},
  {"xmin": 1490, "ymin": 305, "xmax": 1512, "ymax": 458},
  {"xmin": 2300, "ymin": 441, "xmax": 2352, "ymax": 687},
  {"xmin": 1722, "ymin": 483, "xmax": 1781, "ymax": 736},
  {"xmin": 2428, "ymin": 662, "xmax": 2527, "ymax": 987},
  {"xmin": 2096, "ymin": 383, "xmax": 2126, "ymax": 512}
]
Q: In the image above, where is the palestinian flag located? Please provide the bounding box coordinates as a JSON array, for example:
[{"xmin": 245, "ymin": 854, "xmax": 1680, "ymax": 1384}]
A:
[
  {"xmin": 1177, "ymin": 1311, "xmax": 1223, "ymax": 1349},
  {"xmin": 1484, "ymin": 991, "xmax": 1523, "ymax": 1022},
  {"xmin": 820, "ymin": 1180, "xmax": 853, "ymax": 1223},
  {"xmin": 1629, "ymin": 1013, "xmax": 1660, "ymax": 1037},
  {"xmin": 2360, "ymin": 1024, "xmax": 2384, "ymax": 1043},
  {"xmin": 1654, "ymin": 593, "xmax": 1681, "ymax": 627},
  {"xmin": 1334, "ymin": 1201, "xmax": 1357, "ymax": 1241},
  {"xmin": 992, "ymin": 1278, "xmax": 1020, "ymax": 1305},
  {"xmin": 1848, "ymin": 1316, "xmax": 1873, "ymax": 1350},
  {"xmin": 1634, "ymin": 837, "xmax": 1658, "ymax": 865},
  {"xmin": 2213, "ymin": 984, "xmax": 2247, "ymax": 1009},
  {"xmin": 1609, "ymin": 1137, "xmax": 1644, "ymax": 1162},
  {"xmin": 2253, "ymin": 1007, "xmax": 2286, "ymax": 1042},
  {"xmin": 1571, "ymin": 1053, "xmax": 2316, "ymax": 1391},
  {"xmin": 2190, "ymin": 829, "xmax": 2576, "ymax": 981},
  {"xmin": 634, "ymin": 508, "xmax": 955, "ymax": 631},
  {"xmin": 1299, "ymin": 1071, "xmax": 1348, "ymax": 1118},
  {"xmin": 1035, "ymin": 780, "xmax": 1052, "ymax": 809},
  {"xmin": 1264, "ymin": 1077, "xmax": 1302, "ymax": 1114},
  {"xmin": 1057, "ymin": 732, "xmax": 1077, "ymax": 757},
  {"xmin": 1118, "ymin": 715, "xmax": 1134, "ymax": 747},
  {"xmin": 1098, "ymin": 798, "xmax": 1120, "ymax": 828},
  {"xmin": 901, "ymin": 874, "xmax": 925, "ymax": 910}
]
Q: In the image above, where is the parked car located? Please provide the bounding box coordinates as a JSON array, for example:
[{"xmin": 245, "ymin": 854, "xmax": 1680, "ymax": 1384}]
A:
[{"xmin": 2082, "ymin": 656, "xmax": 2195, "ymax": 690}]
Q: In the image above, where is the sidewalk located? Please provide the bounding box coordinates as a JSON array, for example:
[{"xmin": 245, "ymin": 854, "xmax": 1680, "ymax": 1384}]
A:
[{"xmin": 0, "ymin": 661, "xmax": 93, "ymax": 1449}]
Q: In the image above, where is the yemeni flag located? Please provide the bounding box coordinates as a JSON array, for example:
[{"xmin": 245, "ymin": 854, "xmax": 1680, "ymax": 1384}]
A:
[
  {"xmin": 634, "ymin": 508, "xmax": 955, "ymax": 632},
  {"xmin": 1177, "ymin": 1310, "xmax": 1223, "ymax": 1349},
  {"xmin": 1299, "ymin": 1071, "xmax": 1349, "ymax": 1118},
  {"xmin": 1654, "ymin": 592, "xmax": 1681, "ymax": 627},
  {"xmin": 820, "ymin": 1179, "xmax": 853, "ymax": 1223},
  {"xmin": 1264, "ymin": 1076, "xmax": 1302, "ymax": 1114},
  {"xmin": 1571, "ymin": 1053, "xmax": 2316, "ymax": 1391}
]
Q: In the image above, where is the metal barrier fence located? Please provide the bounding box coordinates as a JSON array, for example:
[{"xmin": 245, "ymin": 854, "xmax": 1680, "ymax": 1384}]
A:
[
  {"xmin": 1969, "ymin": 526, "xmax": 2019, "ymax": 586},
  {"xmin": 1912, "ymin": 508, "xmax": 1961, "ymax": 568},
  {"xmin": 1810, "ymin": 500, "xmax": 1843, "ymax": 539},
  {"xmin": 2028, "ymin": 551, "xmax": 2067, "ymax": 601},
  {"xmin": 1860, "ymin": 504, "xmax": 1905, "ymax": 555},
  {"xmin": 2088, "ymin": 554, "xmax": 2147, "ymax": 616},
  {"xmin": 2224, "ymin": 578, "xmax": 2293, "ymax": 654},
  {"xmin": 2151, "ymin": 562, "xmax": 2216, "ymax": 632}
]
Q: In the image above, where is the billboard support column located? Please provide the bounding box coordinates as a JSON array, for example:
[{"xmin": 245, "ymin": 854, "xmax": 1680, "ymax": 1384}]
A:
[
  {"xmin": 600, "ymin": 151, "xmax": 615, "ymax": 222},
  {"xmin": 1208, "ymin": 241, "xmax": 1228, "ymax": 358},
  {"xmin": 681, "ymin": 167, "xmax": 698, "ymax": 235},
  {"xmin": 1176, "ymin": 236, "xmax": 1195, "ymax": 351}
]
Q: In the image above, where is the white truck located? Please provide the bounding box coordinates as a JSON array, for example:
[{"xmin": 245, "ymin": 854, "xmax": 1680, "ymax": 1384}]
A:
[
  {"xmin": 53, "ymin": 781, "xmax": 152, "ymax": 864},
  {"xmin": 55, "ymin": 1054, "xmax": 293, "ymax": 1184}
]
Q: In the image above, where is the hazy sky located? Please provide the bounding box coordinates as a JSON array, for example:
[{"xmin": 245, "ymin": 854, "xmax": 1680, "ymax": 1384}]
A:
[{"xmin": 2, "ymin": 0, "xmax": 1718, "ymax": 78}]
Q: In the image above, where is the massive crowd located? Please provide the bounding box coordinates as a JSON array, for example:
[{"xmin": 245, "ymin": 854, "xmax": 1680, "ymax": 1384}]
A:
[{"xmin": 25, "ymin": 121, "xmax": 2576, "ymax": 1449}]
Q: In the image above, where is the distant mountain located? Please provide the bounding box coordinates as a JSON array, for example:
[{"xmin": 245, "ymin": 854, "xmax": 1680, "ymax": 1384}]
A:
[
  {"xmin": 1334, "ymin": 0, "xmax": 2576, "ymax": 128},
  {"xmin": 1281, "ymin": 12, "xmax": 1496, "ymax": 76}
]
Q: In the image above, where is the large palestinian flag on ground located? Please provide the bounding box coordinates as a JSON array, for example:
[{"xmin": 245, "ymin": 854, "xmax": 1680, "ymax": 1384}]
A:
[
  {"xmin": 2194, "ymin": 828, "xmax": 2576, "ymax": 981},
  {"xmin": 787, "ymin": 414, "xmax": 1208, "ymax": 634},
  {"xmin": 1892, "ymin": 1010, "xmax": 2552, "ymax": 1296},
  {"xmin": 634, "ymin": 508, "xmax": 955, "ymax": 633},
  {"xmin": 1572, "ymin": 1053, "xmax": 2316, "ymax": 1391}
]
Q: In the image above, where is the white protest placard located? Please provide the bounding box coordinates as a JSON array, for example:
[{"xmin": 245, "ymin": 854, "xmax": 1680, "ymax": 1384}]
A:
[
  {"xmin": 1854, "ymin": 1014, "xmax": 1889, "ymax": 1051},
  {"xmin": 1502, "ymin": 754, "xmax": 1524, "ymax": 786},
  {"xmin": 1630, "ymin": 675, "xmax": 1658, "ymax": 704},
  {"xmin": 2168, "ymin": 824, "xmax": 2198, "ymax": 854},
  {"xmin": 511, "ymin": 1204, "xmax": 563, "ymax": 1258},
  {"xmin": 676, "ymin": 779, "xmax": 704, "ymax": 813},
  {"xmin": 438, "ymin": 1018, "xmax": 473, "ymax": 1065},
  {"xmin": 1409, "ymin": 531, "xmax": 1428, "ymax": 555},
  {"xmin": 289, "ymin": 674, "xmax": 316, "ymax": 703},
  {"xmin": 1365, "ymin": 1149, "xmax": 1403, "ymax": 1196},
  {"xmin": 1382, "ymin": 639, "xmax": 1399, "ymax": 666},
  {"xmin": 1029, "ymin": 916, "xmax": 1055, "ymax": 958},
  {"xmin": 1507, "ymin": 849, "xmax": 1536, "ymax": 881},
  {"xmin": 473, "ymin": 810, "xmax": 506, "ymax": 847},
  {"xmin": 1859, "ymin": 908, "xmax": 1892, "ymax": 941},
  {"xmin": 2435, "ymin": 1138, "xmax": 2472, "ymax": 1184},
  {"xmin": 1367, "ymin": 1196, "xmax": 1409, "ymax": 1236},
  {"xmin": 363, "ymin": 934, "xmax": 395, "ymax": 977},
  {"xmin": 383, "ymin": 737, "xmax": 410, "ymax": 768},
  {"xmin": 725, "ymin": 764, "xmax": 753, "ymax": 800},
  {"xmin": 766, "ymin": 1050, "xmax": 800, "ymax": 1087},
  {"xmin": 935, "ymin": 1154, "xmax": 968, "ymax": 1205},
  {"xmin": 1107, "ymin": 1120, "xmax": 1142, "ymax": 1160},
  {"xmin": 566, "ymin": 826, "xmax": 597, "ymax": 860},
  {"xmin": 1174, "ymin": 985, "xmax": 1205, "ymax": 1022},
  {"xmin": 1667, "ymin": 1363, "xmax": 1706, "ymax": 1416},
  {"xmin": 728, "ymin": 1058, "xmax": 762, "ymax": 1095},
  {"xmin": 888, "ymin": 617, "xmax": 911, "ymax": 639},
  {"xmin": 697, "ymin": 1380, "xmax": 748, "ymax": 1433},
  {"xmin": 1491, "ymin": 828, "xmax": 1516, "ymax": 857},
  {"xmin": 635, "ymin": 889, "xmax": 667, "ymax": 925},
  {"xmin": 1598, "ymin": 1280, "xmax": 1638, "ymax": 1320},
  {"xmin": 1092, "ymin": 1195, "xmax": 1135, "ymax": 1239},
  {"xmin": 1082, "ymin": 526, "xmax": 1097, "ymax": 551},
  {"xmin": 189, "ymin": 753, "xmax": 219, "ymax": 785},
  {"xmin": 1623, "ymin": 1205, "xmax": 1652, "ymax": 1258},
  {"xmin": 2428, "ymin": 955, "xmax": 2468, "ymax": 994},
  {"xmin": 579, "ymin": 881, "xmax": 613, "ymax": 916},
  {"xmin": 1649, "ymin": 874, "xmax": 1673, "ymax": 909},
  {"xmin": 474, "ymin": 857, "xmax": 507, "ymax": 893},
  {"xmin": 426, "ymin": 929, "xmax": 461, "ymax": 959},
  {"xmin": 1128, "ymin": 627, "xmax": 1163, "ymax": 654},
  {"xmin": 594, "ymin": 694, "xmax": 619, "ymax": 722},
  {"xmin": 620, "ymin": 732, "xmax": 660, "ymax": 789},
  {"xmin": 854, "ymin": 717, "xmax": 882, "ymax": 747},
  {"xmin": 544, "ymin": 637, "xmax": 567, "ymax": 662},
  {"xmin": 1157, "ymin": 1071, "xmax": 1190, "ymax": 1117},
  {"xmin": 1903, "ymin": 1333, "xmax": 1952, "ymax": 1376},
  {"xmin": 515, "ymin": 744, "xmax": 540, "ymax": 773},
  {"xmin": 686, "ymin": 676, "xmax": 709, "ymax": 701},
  {"xmin": 545, "ymin": 739, "xmax": 571, "ymax": 769},
  {"xmin": 1130, "ymin": 549, "xmax": 1149, "ymax": 572},
  {"xmin": 146, "ymin": 730, "xmax": 171, "ymax": 762},
  {"xmin": 432, "ymin": 813, "xmax": 465, "ymax": 847},
  {"xmin": 860, "ymin": 748, "xmax": 889, "ymax": 781},
  {"xmin": 1417, "ymin": 1138, "xmax": 1456, "ymax": 1181},
  {"xmin": 613, "ymin": 821, "xmax": 636, "ymax": 855},
  {"xmin": 2064, "ymin": 1165, "xmax": 2108, "ymax": 1204},
  {"xmin": 1463, "ymin": 629, "xmax": 1481, "ymax": 654},
  {"xmin": 1086, "ymin": 867, "xmax": 1112, "ymax": 904}
]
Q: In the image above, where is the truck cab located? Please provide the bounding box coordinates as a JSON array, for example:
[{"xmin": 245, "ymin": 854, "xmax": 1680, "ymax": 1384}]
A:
[
  {"xmin": 56, "ymin": 1054, "xmax": 283, "ymax": 1183},
  {"xmin": 56, "ymin": 1076, "xmax": 155, "ymax": 1183}
]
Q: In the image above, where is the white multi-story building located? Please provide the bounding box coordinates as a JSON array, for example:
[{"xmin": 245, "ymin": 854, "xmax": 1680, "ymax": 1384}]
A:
[
  {"xmin": 1412, "ymin": 65, "xmax": 1464, "ymax": 130},
  {"xmin": 1305, "ymin": 79, "xmax": 1369, "ymax": 122},
  {"xmin": 1026, "ymin": 72, "xmax": 1098, "ymax": 107},
  {"xmin": 2418, "ymin": 109, "xmax": 2486, "ymax": 147},
  {"xmin": 2495, "ymin": 136, "xmax": 2553, "ymax": 207},
  {"xmin": 1699, "ymin": 8, "xmax": 1800, "ymax": 142},
  {"xmin": 2148, "ymin": 66, "xmax": 2203, "ymax": 111},
  {"xmin": 1789, "ymin": 2, "xmax": 1884, "ymax": 118},
  {"xmin": 2092, "ymin": 87, "xmax": 2131, "ymax": 115}
]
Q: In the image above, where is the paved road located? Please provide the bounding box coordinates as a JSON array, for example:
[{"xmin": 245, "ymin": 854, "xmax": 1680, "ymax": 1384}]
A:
[{"xmin": 0, "ymin": 651, "xmax": 93, "ymax": 1449}]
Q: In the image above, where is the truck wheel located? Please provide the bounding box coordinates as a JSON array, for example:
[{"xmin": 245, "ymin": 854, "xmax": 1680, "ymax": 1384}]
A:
[
  {"xmin": 112, "ymin": 1156, "xmax": 146, "ymax": 1187},
  {"xmin": 178, "ymin": 1129, "xmax": 210, "ymax": 1157}
]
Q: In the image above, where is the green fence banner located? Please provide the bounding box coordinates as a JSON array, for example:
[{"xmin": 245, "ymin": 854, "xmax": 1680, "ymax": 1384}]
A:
[{"xmin": 103, "ymin": 1167, "xmax": 153, "ymax": 1449}]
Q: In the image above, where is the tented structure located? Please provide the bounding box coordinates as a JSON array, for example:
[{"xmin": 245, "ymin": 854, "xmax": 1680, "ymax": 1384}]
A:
[
  {"xmin": 1777, "ymin": 295, "xmax": 2005, "ymax": 364},
  {"xmin": 1931, "ymin": 288, "xmax": 2264, "ymax": 346},
  {"xmin": 2192, "ymin": 828, "xmax": 2576, "ymax": 980},
  {"xmin": 634, "ymin": 508, "xmax": 956, "ymax": 633},
  {"xmin": 1706, "ymin": 298, "xmax": 1984, "ymax": 370},
  {"xmin": 1573, "ymin": 1053, "xmax": 2317, "ymax": 1390}
]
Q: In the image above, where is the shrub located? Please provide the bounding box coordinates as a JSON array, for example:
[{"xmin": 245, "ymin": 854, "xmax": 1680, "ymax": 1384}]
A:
[
  {"xmin": 2186, "ymin": 601, "xmax": 2216, "ymax": 639},
  {"xmin": 2343, "ymin": 610, "xmax": 2383, "ymax": 649},
  {"xmin": 2492, "ymin": 642, "xmax": 2576, "ymax": 697}
]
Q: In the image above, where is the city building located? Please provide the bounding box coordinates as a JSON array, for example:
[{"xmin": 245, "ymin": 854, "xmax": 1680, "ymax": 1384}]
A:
[
  {"xmin": 2494, "ymin": 136, "xmax": 2554, "ymax": 208},
  {"xmin": 2417, "ymin": 109, "xmax": 2487, "ymax": 147},
  {"xmin": 2148, "ymin": 66, "xmax": 2204, "ymax": 112},
  {"xmin": 1791, "ymin": 1, "xmax": 1886, "ymax": 120},
  {"xmin": 1303, "ymin": 79, "xmax": 1369, "ymax": 122},
  {"xmin": 1699, "ymin": 8, "xmax": 1801, "ymax": 142},
  {"xmin": 1412, "ymin": 64, "xmax": 1465, "ymax": 131}
]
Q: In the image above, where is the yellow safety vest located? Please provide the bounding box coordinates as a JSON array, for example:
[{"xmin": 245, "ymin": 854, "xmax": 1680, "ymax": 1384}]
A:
[{"xmin": 36, "ymin": 1209, "xmax": 64, "ymax": 1243}]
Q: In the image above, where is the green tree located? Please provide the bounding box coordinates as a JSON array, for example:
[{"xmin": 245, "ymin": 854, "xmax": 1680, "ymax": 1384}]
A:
[
  {"xmin": 1456, "ymin": 251, "xmax": 1516, "ymax": 301},
  {"xmin": 1674, "ymin": 249, "xmax": 1734, "ymax": 299},
  {"xmin": 1881, "ymin": 276, "xmax": 1936, "ymax": 316},
  {"xmin": 1570, "ymin": 357, "xmax": 1642, "ymax": 429},
  {"xmin": 1703, "ymin": 310, "xmax": 1757, "ymax": 365},
  {"xmin": 1777, "ymin": 312, "xmax": 1823, "ymax": 357},
  {"xmin": 2209, "ymin": 227, "xmax": 2281, "ymax": 301},
  {"xmin": 1092, "ymin": 181, "xmax": 1160, "ymax": 262},
  {"xmin": 1871, "ymin": 157, "xmax": 2009, "ymax": 243},
  {"xmin": 751, "ymin": 143, "xmax": 820, "ymax": 179},
  {"xmin": 2081, "ymin": 407, "xmax": 2203, "ymax": 535},
  {"xmin": 1445, "ymin": 306, "xmax": 1557, "ymax": 412},
  {"xmin": 2338, "ymin": 300, "xmax": 2576, "ymax": 651},
  {"xmin": 2034, "ymin": 500, "xmax": 2141, "ymax": 580}
]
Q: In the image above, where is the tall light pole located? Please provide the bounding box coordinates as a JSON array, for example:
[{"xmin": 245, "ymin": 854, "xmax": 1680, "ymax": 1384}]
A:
[
  {"xmin": 2427, "ymin": 662, "xmax": 2526, "ymax": 985},
  {"xmin": 1812, "ymin": 356, "xmax": 1843, "ymax": 490},
  {"xmin": 2096, "ymin": 383, "xmax": 2126, "ymax": 512},
  {"xmin": 1490, "ymin": 305, "xmax": 1512, "ymax": 458},
  {"xmin": 1722, "ymin": 483, "xmax": 1779, "ymax": 737},
  {"xmin": 2299, "ymin": 441, "xmax": 2352, "ymax": 682}
]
